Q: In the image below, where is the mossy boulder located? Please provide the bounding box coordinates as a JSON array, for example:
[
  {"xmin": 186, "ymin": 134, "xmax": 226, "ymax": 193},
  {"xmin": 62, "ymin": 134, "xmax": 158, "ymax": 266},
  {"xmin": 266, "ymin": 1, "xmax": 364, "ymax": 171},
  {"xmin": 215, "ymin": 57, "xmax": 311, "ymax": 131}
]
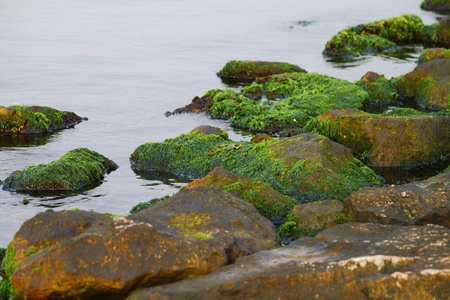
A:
[
  {"xmin": 393, "ymin": 59, "xmax": 450, "ymax": 110},
  {"xmin": 171, "ymin": 72, "xmax": 368, "ymax": 134},
  {"xmin": 130, "ymin": 130, "xmax": 382, "ymax": 202},
  {"xmin": 357, "ymin": 71, "xmax": 399, "ymax": 109},
  {"xmin": 0, "ymin": 105, "xmax": 84, "ymax": 134},
  {"xmin": 184, "ymin": 167, "xmax": 298, "ymax": 224},
  {"xmin": 1, "ymin": 187, "xmax": 279, "ymax": 299},
  {"xmin": 323, "ymin": 15, "xmax": 442, "ymax": 58},
  {"xmin": 345, "ymin": 166, "xmax": 450, "ymax": 227},
  {"xmin": 418, "ymin": 48, "xmax": 450, "ymax": 65},
  {"xmin": 421, "ymin": 0, "xmax": 450, "ymax": 12},
  {"xmin": 304, "ymin": 109, "xmax": 450, "ymax": 167},
  {"xmin": 2, "ymin": 148, "xmax": 118, "ymax": 191},
  {"xmin": 217, "ymin": 60, "xmax": 306, "ymax": 84}
]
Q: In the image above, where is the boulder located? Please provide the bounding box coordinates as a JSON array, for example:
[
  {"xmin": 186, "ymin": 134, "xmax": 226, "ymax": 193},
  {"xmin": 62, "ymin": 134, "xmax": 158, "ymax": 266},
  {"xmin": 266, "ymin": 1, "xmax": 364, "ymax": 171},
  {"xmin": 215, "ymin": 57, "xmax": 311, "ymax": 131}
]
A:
[
  {"xmin": 417, "ymin": 48, "xmax": 450, "ymax": 65},
  {"xmin": 304, "ymin": 108, "xmax": 450, "ymax": 167},
  {"xmin": 421, "ymin": 0, "xmax": 450, "ymax": 12},
  {"xmin": 0, "ymin": 105, "xmax": 84, "ymax": 134},
  {"xmin": 2, "ymin": 148, "xmax": 118, "ymax": 191},
  {"xmin": 127, "ymin": 223, "xmax": 450, "ymax": 299},
  {"xmin": 345, "ymin": 166, "xmax": 450, "ymax": 227},
  {"xmin": 394, "ymin": 59, "xmax": 450, "ymax": 110},
  {"xmin": 130, "ymin": 131, "xmax": 382, "ymax": 201},
  {"xmin": 169, "ymin": 72, "xmax": 368, "ymax": 134},
  {"xmin": 0, "ymin": 187, "xmax": 280, "ymax": 299},
  {"xmin": 250, "ymin": 133, "xmax": 272, "ymax": 143},
  {"xmin": 185, "ymin": 167, "xmax": 298, "ymax": 224},
  {"xmin": 357, "ymin": 71, "xmax": 399, "ymax": 109},
  {"xmin": 216, "ymin": 60, "xmax": 306, "ymax": 84}
]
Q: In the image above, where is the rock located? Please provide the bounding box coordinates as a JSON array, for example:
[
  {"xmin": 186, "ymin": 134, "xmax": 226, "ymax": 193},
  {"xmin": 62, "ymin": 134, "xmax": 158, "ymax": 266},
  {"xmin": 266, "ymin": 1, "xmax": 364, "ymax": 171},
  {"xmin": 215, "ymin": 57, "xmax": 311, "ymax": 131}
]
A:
[
  {"xmin": 2, "ymin": 148, "xmax": 118, "ymax": 191},
  {"xmin": 421, "ymin": 0, "xmax": 450, "ymax": 12},
  {"xmin": 0, "ymin": 105, "xmax": 84, "ymax": 134},
  {"xmin": 323, "ymin": 15, "xmax": 442, "ymax": 58},
  {"xmin": 190, "ymin": 125, "xmax": 229, "ymax": 139},
  {"xmin": 1, "ymin": 187, "xmax": 280, "ymax": 299},
  {"xmin": 304, "ymin": 109, "xmax": 450, "ymax": 167},
  {"xmin": 287, "ymin": 200, "xmax": 350, "ymax": 236},
  {"xmin": 130, "ymin": 130, "xmax": 382, "ymax": 201},
  {"xmin": 418, "ymin": 48, "xmax": 450, "ymax": 65},
  {"xmin": 129, "ymin": 195, "xmax": 170, "ymax": 214},
  {"xmin": 437, "ymin": 18, "xmax": 450, "ymax": 45},
  {"xmin": 169, "ymin": 72, "xmax": 368, "ymax": 134},
  {"xmin": 345, "ymin": 166, "xmax": 450, "ymax": 227},
  {"xmin": 357, "ymin": 71, "xmax": 399, "ymax": 109},
  {"xmin": 126, "ymin": 223, "xmax": 450, "ymax": 300},
  {"xmin": 184, "ymin": 167, "xmax": 298, "ymax": 224},
  {"xmin": 216, "ymin": 60, "xmax": 306, "ymax": 84},
  {"xmin": 250, "ymin": 133, "xmax": 272, "ymax": 143},
  {"xmin": 394, "ymin": 59, "xmax": 450, "ymax": 110}
]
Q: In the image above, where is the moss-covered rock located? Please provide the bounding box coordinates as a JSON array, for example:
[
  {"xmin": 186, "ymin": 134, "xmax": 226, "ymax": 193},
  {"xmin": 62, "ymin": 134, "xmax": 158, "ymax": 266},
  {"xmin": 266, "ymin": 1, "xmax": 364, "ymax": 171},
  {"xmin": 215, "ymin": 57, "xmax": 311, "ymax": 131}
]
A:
[
  {"xmin": 217, "ymin": 60, "xmax": 306, "ymax": 84},
  {"xmin": 323, "ymin": 15, "xmax": 442, "ymax": 58},
  {"xmin": 393, "ymin": 59, "xmax": 450, "ymax": 110},
  {"xmin": 418, "ymin": 48, "xmax": 450, "ymax": 65},
  {"xmin": 304, "ymin": 108, "xmax": 450, "ymax": 167},
  {"xmin": 357, "ymin": 71, "xmax": 399, "ymax": 109},
  {"xmin": 421, "ymin": 0, "xmax": 450, "ymax": 12},
  {"xmin": 130, "ymin": 130, "xmax": 382, "ymax": 202},
  {"xmin": 2, "ymin": 148, "xmax": 118, "ymax": 191},
  {"xmin": 382, "ymin": 107, "xmax": 428, "ymax": 116},
  {"xmin": 171, "ymin": 72, "xmax": 368, "ymax": 134},
  {"xmin": 129, "ymin": 195, "xmax": 170, "ymax": 214},
  {"xmin": 185, "ymin": 167, "xmax": 298, "ymax": 224},
  {"xmin": 0, "ymin": 105, "xmax": 84, "ymax": 134}
]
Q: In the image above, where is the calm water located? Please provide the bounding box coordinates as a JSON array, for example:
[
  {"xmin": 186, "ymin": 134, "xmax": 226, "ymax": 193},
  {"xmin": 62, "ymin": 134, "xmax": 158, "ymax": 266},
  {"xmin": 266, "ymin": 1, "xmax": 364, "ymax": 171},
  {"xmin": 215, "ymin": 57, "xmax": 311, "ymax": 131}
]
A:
[{"xmin": 0, "ymin": 0, "xmax": 441, "ymax": 247}]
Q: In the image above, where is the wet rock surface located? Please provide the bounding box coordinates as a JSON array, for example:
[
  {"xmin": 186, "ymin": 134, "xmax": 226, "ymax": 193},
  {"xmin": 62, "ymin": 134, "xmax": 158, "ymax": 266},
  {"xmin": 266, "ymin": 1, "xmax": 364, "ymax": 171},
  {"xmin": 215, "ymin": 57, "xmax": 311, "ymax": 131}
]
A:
[
  {"xmin": 345, "ymin": 166, "xmax": 450, "ymax": 227},
  {"xmin": 3, "ymin": 187, "xmax": 280, "ymax": 299},
  {"xmin": 305, "ymin": 108, "xmax": 450, "ymax": 167},
  {"xmin": 127, "ymin": 223, "xmax": 450, "ymax": 300}
]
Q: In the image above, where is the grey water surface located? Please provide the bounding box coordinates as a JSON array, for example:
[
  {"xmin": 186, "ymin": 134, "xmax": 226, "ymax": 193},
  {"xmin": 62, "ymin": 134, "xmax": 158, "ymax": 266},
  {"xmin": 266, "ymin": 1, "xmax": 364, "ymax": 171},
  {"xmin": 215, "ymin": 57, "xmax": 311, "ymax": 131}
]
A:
[{"xmin": 0, "ymin": 0, "xmax": 441, "ymax": 247}]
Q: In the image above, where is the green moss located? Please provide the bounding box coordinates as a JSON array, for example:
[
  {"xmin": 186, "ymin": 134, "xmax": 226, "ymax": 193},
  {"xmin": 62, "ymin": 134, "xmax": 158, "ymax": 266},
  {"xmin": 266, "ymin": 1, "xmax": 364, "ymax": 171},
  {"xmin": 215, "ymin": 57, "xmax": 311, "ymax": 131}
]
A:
[
  {"xmin": 217, "ymin": 60, "xmax": 306, "ymax": 82},
  {"xmin": 418, "ymin": 48, "xmax": 450, "ymax": 64},
  {"xmin": 382, "ymin": 108, "xmax": 428, "ymax": 116},
  {"xmin": 2, "ymin": 148, "xmax": 117, "ymax": 191},
  {"xmin": 191, "ymin": 232, "xmax": 215, "ymax": 240},
  {"xmin": 421, "ymin": 0, "xmax": 450, "ymax": 12},
  {"xmin": 131, "ymin": 132, "xmax": 382, "ymax": 202},
  {"xmin": 357, "ymin": 73, "xmax": 399, "ymax": 108},
  {"xmin": 203, "ymin": 72, "xmax": 368, "ymax": 133},
  {"xmin": 0, "ymin": 242, "xmax": 17, "ymax": 300},
  {"xmin": 129, "ymin": 195, "xmax": 170, "ymax": 214}
]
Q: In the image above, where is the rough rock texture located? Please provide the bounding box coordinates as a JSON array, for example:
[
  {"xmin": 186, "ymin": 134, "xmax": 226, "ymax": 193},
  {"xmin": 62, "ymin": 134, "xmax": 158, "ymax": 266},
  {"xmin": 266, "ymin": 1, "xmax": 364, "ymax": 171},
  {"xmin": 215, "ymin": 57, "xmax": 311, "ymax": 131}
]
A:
[
  {"xmin": 421, "ymin": 0, "xmax": 450, "ymax": 13},
  {"xmin": 2, "ymin": 148, "xmax": 118, "ymax": 191},
  {"xmin": 304, "ymin": 108, "xmax": 450, "ymax": 167},
  {"xmin": 216, "ymin": 60, "xmax": 306, "ymax": 84},
  {"xmin": 357, "ymin": 71, "xmax": 399, "ymax": 108},
  {"xmin": 190, "ymin": 125, "xmax": 229, "ymax": 139},
  {"xmin": 345, "ymin": 167, "xmax": 450, "ymax": 227},
  {"xmin": 418, "ymin": 48, "xmax": 450, "ymax": 65},
  {"xmin": 130, "ymin": 131, "xmax": 382, "ymax": 201},
  {"xmin": 2, "ymin": 187, "xmax": 280, "ymax": 299},
  {"xmin": 169, "ymin": 72, "xmax": 368, "ymax": 134},
  {"xmin": 289, "ymin": 200, "xmax": 347, "ymax": 235},
  {"xmin": 185, "ymin": 167, "xmax": 298, "ymax": 224},
  {"xmin": 394, "ymin": 59, "xmax": 450, "ymax": 110},
  {"xmin": 127, "ymin": 223, "xmax": 450, "ymax": 300},
  {"xmin": 0, "ymin": 105, "xmax": 84, "ymax": 134}
]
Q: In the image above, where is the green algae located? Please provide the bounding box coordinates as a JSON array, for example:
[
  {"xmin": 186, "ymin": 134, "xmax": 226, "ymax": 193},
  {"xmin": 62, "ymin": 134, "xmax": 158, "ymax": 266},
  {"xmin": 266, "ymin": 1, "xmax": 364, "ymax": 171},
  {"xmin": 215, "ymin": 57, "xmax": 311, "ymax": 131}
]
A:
[
  {"xmin": 0, "ymin": 242, "xmax": 17, "ymax": 300},
  {"xmin": 2, "ymin": 148, "xmax": 118, "ymax": 191},
  {"xmin": 421, "ymin": 0, "xmax": 450, "ymax": 12},
  {"xmin": 418, "ymin": 48, "xmax": 450, "ymax": 64},
  {"xmin": 130, "ymin": 131, "xmax": 382, "ymax": 202},
  {"xmin": 382, "ymin": 108, "xmax": 428, "ymax": 116},
  {"xmin": 357, "ymin": 73, "xmax": 399, "ymax": 109},
  {"xmin": 200, "ymin": 72, "xmax": 368, "ymax": 133},
  {"xmin": 217, "ymin": 60, "xmax": 306, "ymax": 83},
  {"xmin": 129, "ymin": 195, "xmax": 170, "ymax": 214}
]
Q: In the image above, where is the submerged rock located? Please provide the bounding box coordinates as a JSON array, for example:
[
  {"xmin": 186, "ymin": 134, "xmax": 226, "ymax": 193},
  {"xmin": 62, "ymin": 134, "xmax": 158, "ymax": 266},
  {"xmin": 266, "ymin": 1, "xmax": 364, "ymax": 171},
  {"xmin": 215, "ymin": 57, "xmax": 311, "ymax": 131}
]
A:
[
  {"xmin": 127, "ymin": 223, "xmax": 450, "ymax": 300},
  {"xmin": 394, "ymin": 59, "xmax": 450, "ymax": 110},
  {"xmin": 357, "ymin": 71, "xmax": 399, "ymax": 109},
  {"xmin": 170, "ymin": 72, "xmax": 368, "ymax": 134},
  {"xmin": 0, "ymin": 105, "xmax": 84, "ymax": 134},
  {"xmin": 130, "ymin": 130, "xmax": 382, "ymax": 201},
  {"xmin": 421, "ymin": 0, "xmax": 450, "ymax": 12},
  {"xmin": 304, "ymin": 108, "xmax": 450, "ymax": 167},
  {"xmin": 216, "ymin": 60, "xmax": 306, "ymax": 84},
  {"xmin": 345, "ymin": 165, "xmax": 450, "ymax": 227},
  {"xmin": 185, "ymin": 167, "xmax": 298, "ymax": 224},
  {"xmin": 417, "ymin": 48, "xmax": 450, "ymax": 65},
  {"xmin": 2, "ymin": 148, "xmax": 118, "ymax": 191},
  {"xmin": 0, "ymin": 187, "xmax": 280, "ymax": 299}
]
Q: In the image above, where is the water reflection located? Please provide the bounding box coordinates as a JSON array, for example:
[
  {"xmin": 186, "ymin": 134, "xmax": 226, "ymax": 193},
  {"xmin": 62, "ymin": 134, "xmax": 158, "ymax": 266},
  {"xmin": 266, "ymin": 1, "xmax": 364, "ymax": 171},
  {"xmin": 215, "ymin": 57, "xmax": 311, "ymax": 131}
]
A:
[
  {"xmin": 0, "ymin": 133, "xmax": 53, "ymax": 148},
  {"xmin": 136, "ymin": 171, "xmax": 191, "ymax": 190}
]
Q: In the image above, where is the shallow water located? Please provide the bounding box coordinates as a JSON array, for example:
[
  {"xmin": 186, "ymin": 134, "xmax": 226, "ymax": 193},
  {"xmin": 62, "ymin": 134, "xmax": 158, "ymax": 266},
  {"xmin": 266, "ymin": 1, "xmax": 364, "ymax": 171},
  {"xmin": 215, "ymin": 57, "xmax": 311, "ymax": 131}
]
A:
[{"xmin": 0, "ymin": 0, "xmax": 443, "ymax": 247}]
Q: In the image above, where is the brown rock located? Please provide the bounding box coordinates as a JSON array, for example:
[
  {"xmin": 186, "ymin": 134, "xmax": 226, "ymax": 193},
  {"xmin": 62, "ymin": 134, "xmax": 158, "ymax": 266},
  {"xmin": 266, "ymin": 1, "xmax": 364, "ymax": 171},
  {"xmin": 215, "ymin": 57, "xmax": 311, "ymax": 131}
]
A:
[{"xmin": 250, "ymin": 133, "xmax": 272, "ymax": 143}]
